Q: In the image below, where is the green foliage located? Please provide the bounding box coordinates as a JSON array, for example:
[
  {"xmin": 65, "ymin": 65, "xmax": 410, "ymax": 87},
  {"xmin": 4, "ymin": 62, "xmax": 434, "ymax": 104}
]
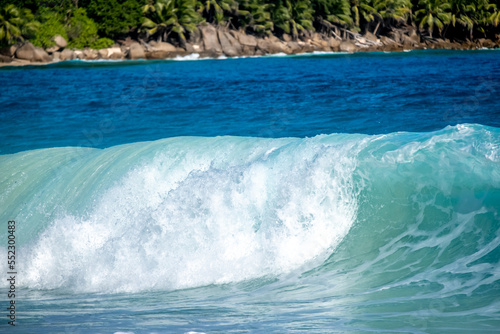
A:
[
  {"xmin": 84, "ymin": 0, "xmax": 144, "ymax": 39},
  {"xmin": 312, "ymin": 0, "xmax": 353, "ymax": 28},
  {"xmin": 0, "ymin": 5, "xmax": 22, "ymax": 45},
  {"xmin": 142, "ymin": 0, "xmax": 201, "ymax": 43},
  {"xmin": 271, "ymin": 0, "xmax": 314, "ymax": 38},
  {"xmin": 3, "ymin": 0, "xmax": 500, "ymax": 47},
  {"xmin": 415, "ymin": 0, "xmax": 452, "ymax": 37},
  {"xmin": 0, "ymin": 4, "xmax": 39, "ymax": 45},
  {"xmin": 90, "ymin": 37, "xmax": 114, "ymax": 49},
  {"xmin": 374, "ymin": 0, "xmax": 412, "ymax": 22},
  {"xmin": 349, "ymin": 0, "xmax": 376, "ymax": 31},
  {"xmin": 32, "ymin": 10, "xmax": 67, "ymax": 48},
  {"xmin": 66, "ymin": 8, "xmax": 99, "ymax": 48},
  {"xmin": 0, "ymin": 0, "xmax": 38, "ymax": 12},
  {"xmin": 239, "ymin": 0, "xmax": 273, "ymax": 35},
  {"xmin": 197, "ymin": 0, "xmax": 239, "ymax": 25}
]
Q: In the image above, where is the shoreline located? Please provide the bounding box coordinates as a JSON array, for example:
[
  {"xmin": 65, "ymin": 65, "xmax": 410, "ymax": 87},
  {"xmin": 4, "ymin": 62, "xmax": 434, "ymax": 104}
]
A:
[
  {"xmin": 2, "ymin": 47, "xmax": 499, "ymax": 69},
  {"xmin": 1, "ymin": 25, "xmax": 499, "ymax": 68}
]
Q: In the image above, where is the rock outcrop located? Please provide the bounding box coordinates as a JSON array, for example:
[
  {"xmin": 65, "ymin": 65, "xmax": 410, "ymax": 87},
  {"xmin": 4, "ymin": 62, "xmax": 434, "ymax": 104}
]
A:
[
  {"xmin": 218, "ymin": 30, "xmax": 242, "ymax": 57},
  {"xmin": 339, "ymin": 41, "xmax": 357, "ymax": 52},
  {"xmin": 233, "ymin": 31, "xmax": 257, "ymax": 55},
  {"xmin": 185, "ymin": 43, "xmax": 203, "ymax": 54},
  {"xmin": 15, "ymin": 42, "xmax": 52, "ymax": 62},
  {"xmin": 200, "ymin": 25, "xmax": 222, "ymax": 54},
  {"xmin": 53, "ymin": 35, "xmax": 67, "ymax": 49},
  {"xmin": 0, "ymin": 45, "xmax": 17, "ymax": 57},
  {"xmin": 83, "ymin": 48, "xmax": 99, "ymax": 60},
  {"xmin": 46, "ymin": 35, "xmax": 68, "ymax": 53},
  {"xmin": 0, "ymin": 54, "xmax": 12, "ymax": 63},
  {"xmin": 3, "ymin": 23, "xmax": 497, "ymax": 66},
  {"xmin": 60, "ymin": 49, "xmax": 76, "ymax": 61},
  {"xmin": 257, "ymin": 36, "xmax": 289, "ymax": 54},
  {"xmin": 128, "ymin": 42, "xmax": 146, "ymax": 59}
]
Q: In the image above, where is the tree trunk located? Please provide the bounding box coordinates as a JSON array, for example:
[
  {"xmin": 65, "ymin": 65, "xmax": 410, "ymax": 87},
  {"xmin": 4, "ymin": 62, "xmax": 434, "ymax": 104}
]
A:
[{"xmin": 373, "ymin": 21, "xmax": 381, "ymax": 35}]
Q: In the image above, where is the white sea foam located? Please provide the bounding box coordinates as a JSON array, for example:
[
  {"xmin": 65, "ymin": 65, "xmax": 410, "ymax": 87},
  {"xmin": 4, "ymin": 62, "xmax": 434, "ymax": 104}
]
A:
[
  {"xmin": 14, "ymin": 136, "xmax": 360, "ymax": 293},
  {"xmin": 174, "ymin": 53, "xmax": 201, "ymax": 61}
]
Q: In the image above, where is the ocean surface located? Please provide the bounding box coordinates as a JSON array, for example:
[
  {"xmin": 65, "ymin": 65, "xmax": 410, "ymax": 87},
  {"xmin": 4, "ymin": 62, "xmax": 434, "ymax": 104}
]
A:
[{"xmin": 1, "ymin": 50, "xmax": 499, "ymax": 333}]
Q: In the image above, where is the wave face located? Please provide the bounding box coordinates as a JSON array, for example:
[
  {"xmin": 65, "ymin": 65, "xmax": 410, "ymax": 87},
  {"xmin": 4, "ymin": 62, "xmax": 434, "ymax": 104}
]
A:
[{"xmin": 1, "ymin": 124, "xmax": 499, "ymax": 299}]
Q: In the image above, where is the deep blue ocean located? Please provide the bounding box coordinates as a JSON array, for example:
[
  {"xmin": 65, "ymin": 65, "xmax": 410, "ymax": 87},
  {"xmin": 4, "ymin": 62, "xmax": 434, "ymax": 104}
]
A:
[{"xmin": 1, "ymin": 50, "xmax": 500, "ymax": 333}]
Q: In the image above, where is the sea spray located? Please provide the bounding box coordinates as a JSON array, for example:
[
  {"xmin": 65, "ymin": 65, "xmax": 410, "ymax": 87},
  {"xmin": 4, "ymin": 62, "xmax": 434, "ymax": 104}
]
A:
[
  {"xmin": 1, "ymin": 135, "xmax": 362, "ymax": 293},
  {"xmin": 0, "ymin": 125, "xmax": 498, "ymax": 298}
]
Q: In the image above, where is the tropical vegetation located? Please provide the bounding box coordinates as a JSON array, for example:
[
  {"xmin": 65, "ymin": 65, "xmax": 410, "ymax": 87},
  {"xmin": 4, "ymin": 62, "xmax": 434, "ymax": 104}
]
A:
[{"xmin": 1, "ymin": 0, "xmax": 499, "ymax": 47}]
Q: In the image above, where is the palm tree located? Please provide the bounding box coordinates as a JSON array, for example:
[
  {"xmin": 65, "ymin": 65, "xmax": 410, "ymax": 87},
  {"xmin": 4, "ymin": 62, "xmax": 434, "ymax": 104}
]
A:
[
  {"xmin": 415, "ymin": 0, "xmax": 452, "ymax": 37},
  {"xmin": 449, "ymin": 0, "xmax": 476, "ymax": 39},
  {"xmin": 197, "ymin": 0, "xmax": 238, "ymax": 25},
  {"xmin": 271, "ymin": 0, "xmax": 314, "ymax": 39},
  {"xmin": 474, "ymin": 0, "xmax": 500, "ymax": 33},
  {"xmin": 0, "ymin": 5, "xmax": 40, "ymax": 45},
  {"xmin": 311, "ymin": 0, "xmax": 353, "ymax": 33},
  {"xmin": 239, "ymin": 0, "xmax": 274, "ymax": 35},
  {"xmin": 350, "ymin": 0, "xmax": 377, "ymax": 32},
  {"xmin": 19, "ymin": 7, "xmax": 40, "ymax": 40},
  {"xmin": 142, "ymin": 0, "xmax": 201, "ymax": 44},
  {"xmin": 373, "ymin": 0, "xmax": 412, "ymax": 34},
  {"xmin": 0, "ymin": 5, "xmax": 23, "ymax": 45}
]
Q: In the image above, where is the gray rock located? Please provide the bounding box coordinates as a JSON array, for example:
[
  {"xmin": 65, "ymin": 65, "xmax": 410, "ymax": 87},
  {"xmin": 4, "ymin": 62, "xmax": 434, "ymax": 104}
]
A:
[
  {"xmin": 35, "ymin": 48, "xmax": 52, "ymax": 62},
  {"xmin": 282, "ymin": 34, "xmax": 292, "ymax": 42},
  {"xmin": 146, "ymin": 50, "xmax": 171, "ymax": 59},
  {"xmin": 286, "ymin": 41, "xmax": 302, "ymax": 53},
  {"xmin": 98, "ymin": 48, "xmax": 109, "ymax": 58},
  {"xmin": 234, "ymin": 31, "xmax": 257, "ymax": 47},
  {"xmin": 15, "ymin": 42, "xmax": 52, "ymax": 62},
  {"xmin": 185, "ymin": 43, "xmax": 195, "ymax": 53},
  {"xmin": 46, "ymin": 45, "xmax": 59, "ymax": 53},
  {"xmin": 73, "ymin": 50, "xmax": 84, "ymax": 59},
  {"xmin": 364, "ymin": 32, "xmax": 379, "ymax": 43},
  {"xmin": 218, "ymin": 30, "xmax": 241, "ymax": 57},
  {"xmin": 53, "ymin": 35, "xmax": 67, "ymax": 49},
  {"xmin": 241, "ymin": 45, "xmax": 255, "ymax": 56},
  {"xmin": 60, "ymin": 49, "xmax": 76, "ymax": 61},
  {"xmin": 200, "ymin": 25, "xmax": 222, "ymax": 53},
  {"xmin": 389, "ymin": 30, "xmax": 403, "ymax": 44},
  {"xmin": 0, "ymin": 44, "xmax": 17, "ymax": 57},
  {"xmin": 257, "ymin": 37, "xmax": 289, "ymax": 54},
  {"xmin": 254, "ymin": 48, "xmax": 265, "ymax": 56},
  {"xmin": 328, "ymin": 37, "xmax": 341, "ymax": 50},
  {"xmin": 83, "ymin": 48, "xmax": 99, "ymax": 60},
  {"xmin": 310, "ymin": 34, "xmax": 329, "ymax": 50},
  {"xmin": 108, "ymin": 47, "xmax": 124, "ymax": 59},
  {"xmin": 169, "ymin": 51, "xmax": 189, "ymax": 58},
  {"xmin": 380, "ymin": 36, "xmax": 397, "ymax": 46},
  {"xmin": 15, "ymin": 42, "xmax": 36, "ymax": 60},
  {"xmin": 409, "ymin": 30, "xmax": 420, "ymax": 44},
  {"xmin": 185, "ymin": 43, "xmax": 203, "ymax": 54},
  {"xmin": 0, "ymin": 54, "xmax": 12, "ymax": 63},
  {"xmin": 99, "ymin": 47, "xmax": 124, "ymax": 59},
  {"xmin": 198, "ymin": 50, "xmax": 220, "ymax": 58},
  {"xmin": 479, "ymin": 38, "xmax": 496, "ymax": 48},
  {"xmin": 128, "ymin": 42, "xmax": 146, "ymax": 59},
  {"xmin": 151, "ymin": 41, "xmax": 177, "ymax": 52},
  {"xmin": 299, "ymin": 43, "xmax": 315, "ymax": 53},
  {"xmin": 339, "ymin": 41, "xmax": 357, "ymax": 52},
  {"xmin": 189, "ymin": 29, "xmax": 202, "ymax": 45}
]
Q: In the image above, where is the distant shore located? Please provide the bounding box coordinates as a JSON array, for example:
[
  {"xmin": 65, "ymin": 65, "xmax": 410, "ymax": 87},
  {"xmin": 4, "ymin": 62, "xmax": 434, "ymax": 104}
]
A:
[{"xmin": 1, "ymin": 25, "xmax": 499, "ymax": 67}]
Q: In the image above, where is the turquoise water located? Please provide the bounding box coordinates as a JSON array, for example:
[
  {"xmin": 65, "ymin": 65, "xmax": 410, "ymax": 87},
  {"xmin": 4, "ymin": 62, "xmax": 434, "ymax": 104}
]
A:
[{"xmin": 1, "ymin": 50, "xmax": 500, "ymax": 333}]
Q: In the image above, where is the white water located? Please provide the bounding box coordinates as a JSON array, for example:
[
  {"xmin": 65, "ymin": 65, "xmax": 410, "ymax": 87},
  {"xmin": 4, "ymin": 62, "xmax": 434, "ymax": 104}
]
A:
[{"xmin": 1, "ymin": 136, "xmax": 362, "ymax": 293}]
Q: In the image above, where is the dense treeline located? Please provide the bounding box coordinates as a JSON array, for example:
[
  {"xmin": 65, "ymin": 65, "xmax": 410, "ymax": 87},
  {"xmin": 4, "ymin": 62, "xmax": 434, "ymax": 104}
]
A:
[{"xmin": 1, "ymin": 0, "xmax": 499, "ymax": 48}]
